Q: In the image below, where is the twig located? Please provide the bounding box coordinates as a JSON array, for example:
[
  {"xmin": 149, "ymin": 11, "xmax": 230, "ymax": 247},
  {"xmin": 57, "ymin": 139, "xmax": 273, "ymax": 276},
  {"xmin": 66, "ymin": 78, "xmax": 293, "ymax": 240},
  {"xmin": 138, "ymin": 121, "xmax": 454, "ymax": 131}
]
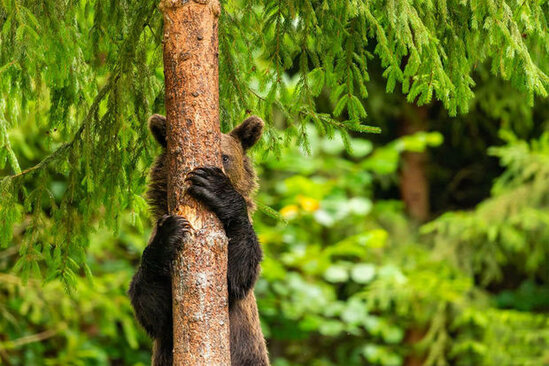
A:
[
  {"xmin": 2, "ymin": 329, "xmax": 59, "ymax": 349},
  {"xmin": 0, "ymin": 245, "xmax": 19, "ymax": 259}
]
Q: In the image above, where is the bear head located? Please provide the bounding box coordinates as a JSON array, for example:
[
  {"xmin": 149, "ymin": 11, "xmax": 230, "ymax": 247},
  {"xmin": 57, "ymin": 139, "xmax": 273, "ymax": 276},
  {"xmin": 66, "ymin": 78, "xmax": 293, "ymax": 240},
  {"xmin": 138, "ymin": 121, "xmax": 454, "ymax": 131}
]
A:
[{"xmin": 147, "ymin": 114, "xmax": 264, "ymax": 219}]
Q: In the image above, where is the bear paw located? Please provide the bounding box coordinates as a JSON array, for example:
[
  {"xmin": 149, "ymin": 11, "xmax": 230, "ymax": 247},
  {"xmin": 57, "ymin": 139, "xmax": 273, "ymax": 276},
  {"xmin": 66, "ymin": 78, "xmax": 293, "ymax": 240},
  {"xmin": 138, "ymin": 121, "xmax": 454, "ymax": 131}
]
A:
[
  {"xmin": 186, "ymin": 166, "xmax": 247, "ymax": 222},
  {"xmin": 153, "ymin": 214, "xmax": 191, "ymax": 259}
]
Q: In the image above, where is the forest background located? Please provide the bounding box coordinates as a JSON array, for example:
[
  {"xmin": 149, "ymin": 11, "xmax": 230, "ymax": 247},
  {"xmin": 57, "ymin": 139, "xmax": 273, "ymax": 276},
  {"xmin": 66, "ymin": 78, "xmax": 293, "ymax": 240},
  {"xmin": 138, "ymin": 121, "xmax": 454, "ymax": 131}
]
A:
[{"xmin": 0, "ymin": 1, "xmax": 548, "ymax": 365}]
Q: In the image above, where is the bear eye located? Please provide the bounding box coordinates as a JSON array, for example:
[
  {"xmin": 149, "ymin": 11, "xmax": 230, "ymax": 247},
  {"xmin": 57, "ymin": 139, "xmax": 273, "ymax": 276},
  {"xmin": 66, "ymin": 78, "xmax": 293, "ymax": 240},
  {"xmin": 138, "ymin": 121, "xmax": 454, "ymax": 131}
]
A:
[{"xmin": 222, "ymin": 155, "xmax": 230, "ymax": 163}]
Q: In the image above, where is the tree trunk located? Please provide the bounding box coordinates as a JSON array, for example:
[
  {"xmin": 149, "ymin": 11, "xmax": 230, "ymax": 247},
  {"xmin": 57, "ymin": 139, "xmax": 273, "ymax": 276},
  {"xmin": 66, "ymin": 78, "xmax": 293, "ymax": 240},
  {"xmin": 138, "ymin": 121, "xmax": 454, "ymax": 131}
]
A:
[
  {"xmin": 159, "ymin": 1, "xmax": 230, "ymax": 365},
  {"xmin": 400, "ymin": 105, "xmax": 429, "ymax": 366},
  {"xmin": 399, "ymin": 105, "xmax": 430, "ymax": 223}
]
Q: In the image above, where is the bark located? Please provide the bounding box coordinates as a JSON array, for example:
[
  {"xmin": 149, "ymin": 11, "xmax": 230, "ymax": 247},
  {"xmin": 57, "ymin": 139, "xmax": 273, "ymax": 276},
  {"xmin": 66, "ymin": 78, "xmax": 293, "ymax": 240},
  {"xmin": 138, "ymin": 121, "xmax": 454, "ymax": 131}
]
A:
[
  {"xmin": 399, "ymin": 105, "xmax": 430, "ymax": 223},
  {"xmin": 403, "ymin": 328, "xmax": 427, "ymax": 366},
  {"xmin": 159, "ymin": 1, "xmax": 230, "ymax": 365}
]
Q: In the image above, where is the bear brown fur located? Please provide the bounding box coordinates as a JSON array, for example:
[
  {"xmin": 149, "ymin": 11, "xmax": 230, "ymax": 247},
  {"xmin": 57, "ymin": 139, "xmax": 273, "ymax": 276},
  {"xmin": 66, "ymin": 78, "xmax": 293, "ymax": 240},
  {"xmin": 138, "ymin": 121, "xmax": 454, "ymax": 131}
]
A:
[{"xmin": 129, "ymin": 114, "xmax": 269, "ymax": 365}]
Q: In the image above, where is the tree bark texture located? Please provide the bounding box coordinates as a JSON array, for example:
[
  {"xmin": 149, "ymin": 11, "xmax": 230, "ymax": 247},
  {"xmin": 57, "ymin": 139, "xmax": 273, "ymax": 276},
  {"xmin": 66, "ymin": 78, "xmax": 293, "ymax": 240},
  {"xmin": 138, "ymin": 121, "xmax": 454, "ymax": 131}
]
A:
[{"xmin": 159, "ymin": 0, "xmax": 230, "ymax": 365}]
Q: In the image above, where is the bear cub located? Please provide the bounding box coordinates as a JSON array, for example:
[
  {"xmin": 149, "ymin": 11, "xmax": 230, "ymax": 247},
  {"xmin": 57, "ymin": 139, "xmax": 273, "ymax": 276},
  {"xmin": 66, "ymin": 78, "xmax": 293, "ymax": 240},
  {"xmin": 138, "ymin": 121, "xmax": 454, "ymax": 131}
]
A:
[{"xmin": 128, "ymin": 114, "xmax": 269, "ymax": 366}]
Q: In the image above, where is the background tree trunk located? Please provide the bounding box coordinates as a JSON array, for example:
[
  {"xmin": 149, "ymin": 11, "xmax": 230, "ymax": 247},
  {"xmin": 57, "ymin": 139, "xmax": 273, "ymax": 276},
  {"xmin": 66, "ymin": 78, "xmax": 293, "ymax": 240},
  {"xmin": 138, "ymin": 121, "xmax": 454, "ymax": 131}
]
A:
[
  {"xmin": 159, "ymin": 1, "xmax": 230, "ymax": 365},
  {"xmin": 400, "ymin": 105, "xmax": 429, "ymax": 366},
  {"xmin": 399, "ymin": 105, "xmax": 430, "ymax": 223}
]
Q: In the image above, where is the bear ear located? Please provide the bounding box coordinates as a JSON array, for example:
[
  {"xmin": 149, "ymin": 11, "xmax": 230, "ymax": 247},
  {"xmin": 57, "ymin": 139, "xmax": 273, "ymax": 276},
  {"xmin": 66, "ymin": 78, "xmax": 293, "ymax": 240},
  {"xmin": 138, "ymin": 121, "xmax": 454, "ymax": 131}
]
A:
[
  {"xmin": 229, "ymin": 116, "xmax": 264, "ymax": 150},
  {"xmin": 148, "ymin": 114, "xmax": 167, "ymax": 147}
]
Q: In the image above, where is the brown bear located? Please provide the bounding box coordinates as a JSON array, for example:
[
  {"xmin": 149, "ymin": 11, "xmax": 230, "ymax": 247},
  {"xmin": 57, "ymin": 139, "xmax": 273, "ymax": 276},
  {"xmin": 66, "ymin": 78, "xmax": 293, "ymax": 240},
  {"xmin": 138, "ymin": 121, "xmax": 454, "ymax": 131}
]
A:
[{"xmin": 128, "ymin": 114, "xmax": 269, "ymax": 366}]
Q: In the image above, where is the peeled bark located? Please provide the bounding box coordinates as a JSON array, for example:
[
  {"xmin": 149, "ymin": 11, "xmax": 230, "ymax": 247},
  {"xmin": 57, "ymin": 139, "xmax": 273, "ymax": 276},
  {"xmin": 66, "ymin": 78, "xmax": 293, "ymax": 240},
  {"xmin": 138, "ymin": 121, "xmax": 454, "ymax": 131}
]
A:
[{"xmin": 159, "ymin": 0, "xmax": 230, "ymax": 365}]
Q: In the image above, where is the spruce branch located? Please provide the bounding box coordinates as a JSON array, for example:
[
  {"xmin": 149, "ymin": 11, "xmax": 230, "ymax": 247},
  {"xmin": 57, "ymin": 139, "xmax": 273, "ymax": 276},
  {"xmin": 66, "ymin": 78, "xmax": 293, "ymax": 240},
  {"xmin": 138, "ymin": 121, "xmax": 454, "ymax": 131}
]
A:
[
  {"xmin": 0, "ymin": 74, "xmax": 119, "ymax": 182},
  {"xmin": 0, "ymin": 0, "xmax": 157, "ymax": 184}
]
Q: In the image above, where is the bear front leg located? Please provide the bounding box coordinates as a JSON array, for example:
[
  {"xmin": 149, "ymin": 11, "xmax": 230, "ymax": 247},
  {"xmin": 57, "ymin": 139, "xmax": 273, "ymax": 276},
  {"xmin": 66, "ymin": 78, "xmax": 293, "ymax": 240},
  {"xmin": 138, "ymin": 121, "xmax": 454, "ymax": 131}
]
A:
[
  {"xmin": 128, "ymin": 214, "xmax": 190, "ymax": 340},
  {"xmin": 186, "ymin": 167, "xmax": 263, "ymax": 304}
]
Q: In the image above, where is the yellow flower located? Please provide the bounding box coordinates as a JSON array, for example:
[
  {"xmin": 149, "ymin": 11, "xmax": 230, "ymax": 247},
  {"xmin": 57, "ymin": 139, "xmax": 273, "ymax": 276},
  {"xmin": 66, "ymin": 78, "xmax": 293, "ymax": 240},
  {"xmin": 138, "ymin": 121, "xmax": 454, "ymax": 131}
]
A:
[
  {"xmin": 280, "ymin": 204, "xmax": 299, "ymax": 219},
  {"xmin": 298, "ymin": 196, "xmax": 320, "ymax": 212}
]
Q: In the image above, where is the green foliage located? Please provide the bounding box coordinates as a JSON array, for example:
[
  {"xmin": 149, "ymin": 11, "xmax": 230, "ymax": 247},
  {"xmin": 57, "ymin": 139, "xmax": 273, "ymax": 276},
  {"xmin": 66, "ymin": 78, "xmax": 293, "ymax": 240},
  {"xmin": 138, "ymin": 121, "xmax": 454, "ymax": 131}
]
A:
[
  {"xmin": 1, "ymin": 1, "xmax": 548, "ymax": 365},
  {"xmin": 422, "ymin": 132, "xmax": 549, "ymax": 285},
  {"xmin": 1, "ymin": 0, "xmax": 548, "ymax": 286},
  {"xmin": 0, "ymin": 223, "xmax": 153, "ymax": 365},
  {"xmin": 0, "ymin": 0, "xmax": 162, "ymax": 288},
  {"xmin": 253, "ymin": 129, "xmax": 548, "ymax": 365}
]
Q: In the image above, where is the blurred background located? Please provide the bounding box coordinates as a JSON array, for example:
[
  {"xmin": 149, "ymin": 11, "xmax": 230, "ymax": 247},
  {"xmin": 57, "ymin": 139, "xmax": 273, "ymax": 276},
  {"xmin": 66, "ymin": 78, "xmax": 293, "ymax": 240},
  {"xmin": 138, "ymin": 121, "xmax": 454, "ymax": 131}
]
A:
[{"xmin": 1, "ymin": 1, "xmax": 548, "ymax": 365}]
